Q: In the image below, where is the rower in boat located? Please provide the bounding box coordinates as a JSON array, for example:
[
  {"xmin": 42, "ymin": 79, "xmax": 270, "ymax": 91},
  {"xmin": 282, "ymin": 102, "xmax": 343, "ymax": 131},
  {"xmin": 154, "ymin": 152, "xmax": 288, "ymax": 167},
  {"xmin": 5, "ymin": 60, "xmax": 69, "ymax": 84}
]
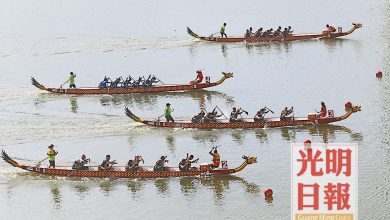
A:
[
  {"xmin": 282, "ymin": 28, "xmax": 289, "ymax": 37},
  {"xmin": 125, "ymin": 155, "xmax": 144, "ymax": 172},
  {"xmin": 318, "ymin": 102, "xmax": 327, "ymax": 118},
  {"xmin": 204, "ymin": 109, "xmax": 223, "ymax": 123},
  {"xmin": 220, "ymin": 23, "xmax": 227, "ymax": 38},
  {"xmin": 324, "ymin": 24, "xmax": 337, "ymax": 33},
  {"xmin": 179, "ymin": 154, "xmax": 199, "ymax": 172},
  {"xmin": 98, "ymin": 155, "xmax": 117, "ymax": 171},
  {"xmin": 164, "ymin": 103, "xmax": 174, "ymax": 122},
  {"xmin": 144, "ymin": 75, "xmax": 159, "ymax": 86},
  {"xmin": 288, "ymin": 26, "xmax": 294, "ymax": 35},
  {"xmin": 154, "ymin": 156, "xmax": 168, "ymax": 171},
  {"xmin": 249, "ymin": 27, "xmax": 254, "ymax": 36},
  {"xmin": 193, "ymin": 70, "xmax": 204, "ymax": 84},
  {"xmin": 230, "ymin": 107, "xmax": 248, "ymax": 122},
  {"xmin": 191, "ymin": 109, "xmax": 206, "ymax": 123},
  {"xmin": 268, "ymin": 28, "xmax": 274, "ymax": 37},
  {"xmin": 273, "ymin": 26, "xmax": 282, "ymax": 37},
  {"xmin": 254, "ymin": 28, "xmax": 263, "ymax": 37},
  {"xmin": 62, "ymin": 72, "xmax": 76, "ymax": 88},
  {"xmin": 254, "ymin": 107, "xmax": 269, "ymax": 122},
  {"xmin": 280, "ymin": 106, "xmax": 294, "ymax": 121},
  {"xmin": 72, "ymin": 154, "xmax": 90, "ymax": 170},
  {"xmin": 209, "ymin": 146, "xmax": 220, "ymax": 168},
  {"xmin": 98, "ymin": 76, "xmax": 111, "ymax": 88},
  {"xmin": 47, "ymin": 144, "xmax": 58, "ymax": 168},
  {"xmin": 244, "ymin": 29, "xmax": 251, "ymax": 38}
]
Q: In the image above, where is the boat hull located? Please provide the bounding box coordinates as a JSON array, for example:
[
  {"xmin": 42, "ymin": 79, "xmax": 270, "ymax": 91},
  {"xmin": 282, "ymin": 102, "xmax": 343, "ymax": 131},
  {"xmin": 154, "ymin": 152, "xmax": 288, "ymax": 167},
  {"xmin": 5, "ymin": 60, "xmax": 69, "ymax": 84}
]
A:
[
  {"xmin": 140, "ymin": 117, "xmax": 343, "ymax": 129},
  {"xmin": 43, "ymin": 83, "xmax": 218, "ymax": 95}
]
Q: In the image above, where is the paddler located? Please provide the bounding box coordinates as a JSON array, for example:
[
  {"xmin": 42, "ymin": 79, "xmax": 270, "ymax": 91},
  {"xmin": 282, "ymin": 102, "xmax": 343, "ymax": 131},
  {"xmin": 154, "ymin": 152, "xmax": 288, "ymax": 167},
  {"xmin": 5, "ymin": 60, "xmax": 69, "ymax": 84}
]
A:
[
  {"xmin": 325, "ymin": 24, "xmax": 336, "ymax": 33},
  {"xmin": 194, "ymin": 70, "xmax": 204, "ymax": 84},
  {"xmin": 63, "ymin": 72, "xmax": 76, "ymax": 88},
  {"xmin": 254, "ymin": 107, "xmax": 269, "ymax": 122},
  {"xmin": 220, "ymin": 23, "xmax": 227, "ymax": 38},
  {"xmin": 318, "ymin": 102, "xmax": 327, "ymax": 118},
  {"xmin": 72, "ymin": 154, "xmax": 90, "ymax": 170},
  {"xmin": 47, "ymin": 144, "xmax": 58, "ymax": 168},
  {"xmin": 209, "ymin": 146, "xmax": 220, "ymax": 168},
  {"xmin": 280, "ymin": 106, "xmax": 294, "ymax": 121},
  {"xmin": 125, "ymin": 155, "xmax": 143, "ymax": 172},
  {"xmin": 154, "ymin": 156, "xmax": 168, "ymax": 171},
  {"xmin": 98, "ymin": 155, "xmax": 117, "ymax": 171},
  {"xmin": 164, "ymin": 103, "xmax": 174, "ymax": 122}
]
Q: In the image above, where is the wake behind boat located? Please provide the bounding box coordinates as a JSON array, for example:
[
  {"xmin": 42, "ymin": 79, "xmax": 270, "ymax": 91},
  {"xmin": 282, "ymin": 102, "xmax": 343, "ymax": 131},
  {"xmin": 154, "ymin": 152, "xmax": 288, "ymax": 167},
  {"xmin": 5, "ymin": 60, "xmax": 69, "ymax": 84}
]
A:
[
  {"xmin": 187, "ymin": 23, "xmax": 362, "ymax": 43},
  {"xmin": 125, "ymin": 103, "xmax": 361, "ymax": 129},
  {"xmin": 31, "ymin": 72, "xmax": 233, "ymax": 95}
]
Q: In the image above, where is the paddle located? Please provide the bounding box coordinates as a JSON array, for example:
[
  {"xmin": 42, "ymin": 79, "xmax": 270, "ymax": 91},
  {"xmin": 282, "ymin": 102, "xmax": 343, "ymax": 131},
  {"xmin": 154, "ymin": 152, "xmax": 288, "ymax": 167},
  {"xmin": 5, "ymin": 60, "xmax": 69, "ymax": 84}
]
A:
[
  {"xmin": 265, "ymin": 107, "xmax": 274, "ymax": 114},
  {"xmin": 208, "ymin": 32, "xmax": 219, "ymax": 37},
  {"xmin": 215, "ymin": 105, "xmax": 228, "ymax": 119},
  {"xmin": 35, "ymin": 157, "xmax": 49, "ymax": 167},
  {"xmin": 59, "ymin": 81, "xmax": 67, "ymax": 89},
  {"xmin": 155, "ymin": 76, "xmax": 165, "ymax": 85}
]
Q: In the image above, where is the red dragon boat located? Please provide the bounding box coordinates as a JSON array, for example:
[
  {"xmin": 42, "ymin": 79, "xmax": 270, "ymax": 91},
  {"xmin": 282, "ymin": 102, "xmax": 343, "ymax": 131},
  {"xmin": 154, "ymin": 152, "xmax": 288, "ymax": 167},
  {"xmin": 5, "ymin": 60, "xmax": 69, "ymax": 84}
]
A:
[
  {"xmin": 187, "ymin": 23, "xmax": 362, "ymax": 43},
  {"xmin": 31, "ymin": 72, "xmax": 233, "ymax": 95},
  {"xmin": 125, "ymin": 104, "xmax": 361, "ymax": 129},
  {"xmin": 1, "ymin": 151, "xmax": 256, "ymax": 179}
]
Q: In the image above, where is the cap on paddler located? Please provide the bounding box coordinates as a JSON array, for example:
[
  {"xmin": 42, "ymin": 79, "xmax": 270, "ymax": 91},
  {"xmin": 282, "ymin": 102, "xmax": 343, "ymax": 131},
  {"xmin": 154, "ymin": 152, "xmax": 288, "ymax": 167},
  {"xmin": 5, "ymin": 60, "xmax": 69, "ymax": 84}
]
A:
[
  {"xmin": 166, "ymin": 103, "xmax": 171, "ymax": 106},
  {"xmin": 48, "ymin": 144, "xmax": 54, "ymax": 148}
]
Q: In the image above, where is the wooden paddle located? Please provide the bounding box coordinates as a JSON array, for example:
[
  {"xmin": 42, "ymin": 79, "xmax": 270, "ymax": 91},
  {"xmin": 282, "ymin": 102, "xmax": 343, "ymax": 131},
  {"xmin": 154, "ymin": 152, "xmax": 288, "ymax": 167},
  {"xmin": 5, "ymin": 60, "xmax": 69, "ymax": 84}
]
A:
[{"xmin": 35, "ymin": 157, "xmax": 49, "ymax": 167}]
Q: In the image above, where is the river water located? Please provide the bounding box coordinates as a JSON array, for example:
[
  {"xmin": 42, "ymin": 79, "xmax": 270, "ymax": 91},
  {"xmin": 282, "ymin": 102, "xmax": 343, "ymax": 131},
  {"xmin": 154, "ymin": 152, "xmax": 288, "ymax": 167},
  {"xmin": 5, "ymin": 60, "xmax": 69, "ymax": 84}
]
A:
[{"xmin": 0, "ymin": 0, "xmax": 389, "ymax": 219}]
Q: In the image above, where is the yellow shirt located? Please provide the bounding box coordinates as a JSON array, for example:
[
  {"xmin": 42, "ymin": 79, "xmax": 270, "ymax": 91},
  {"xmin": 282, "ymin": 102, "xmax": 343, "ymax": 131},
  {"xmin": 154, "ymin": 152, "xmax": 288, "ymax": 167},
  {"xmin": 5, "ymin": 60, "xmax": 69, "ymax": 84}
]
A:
[{"xmin": 47, "ymin": 149, "xmax": 56, "ymax": 161}]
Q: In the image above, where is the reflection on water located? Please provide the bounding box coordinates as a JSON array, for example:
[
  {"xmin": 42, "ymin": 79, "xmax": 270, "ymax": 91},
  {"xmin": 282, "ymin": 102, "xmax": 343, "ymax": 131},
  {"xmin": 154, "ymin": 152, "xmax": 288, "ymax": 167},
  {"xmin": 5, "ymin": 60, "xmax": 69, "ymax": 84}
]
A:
[
  {"xmin": 254, "ymin": 129, "xmax": 268, "ymax": 144},
  {"xmin": 99, "ymin": 180, "xmax": 116, "ymax": 196},
  {"xmin": 73, "ymin": 181, "xmax": 89, "ymax": 199},
  {"xmin": 99, "ymin": 90, "xmax": 234, "ymax": 110},
  {"xmin": 127, "ymin": 180, "xmax": 144, "ymax": 200},
  {"xmin": 34, "ymin": 89, "xmax": 235, "ymax": 111},
  {"xmin": 180, "ymin": 177, "xmax": 197, "ymax": 196},
  {"xmin": 165, "ymin": 131, "xmax": 176, "ymax": 154},
  {"xmin": 155, "ymin": 178, "xmax": 170, "ymax": 195},
  {"xmin": 126, "ymin": 124, "xmax": 363, "ymax": 151},
  {"xmin": 50, "ymin": 184, "xmax": 62, "ymax": 209},
  {"xmin": 70, "ymin": 97, "xmax": 78, "ymax": 113},
  {"xmin": 280, "ymin": 127, "xmax": 297, "ymax": 142}
]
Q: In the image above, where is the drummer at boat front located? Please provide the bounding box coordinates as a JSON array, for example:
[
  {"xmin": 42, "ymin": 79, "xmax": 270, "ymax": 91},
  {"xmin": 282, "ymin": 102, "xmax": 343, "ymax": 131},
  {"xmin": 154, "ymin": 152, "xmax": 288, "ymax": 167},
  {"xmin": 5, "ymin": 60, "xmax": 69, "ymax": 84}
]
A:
[
  {"xmin": 324, "ymin": 24, "xmax": 336, "ymax": 34},
  {"xmin": 194, "ymin": 70, "xmax": 204, "ymax": 84},
  {"xmin": 98, "ymin": 155, "xmax": 117, "ymax": 171},
  {"xmin": 209, "ymin": 146, "xmax": 220, "ymax": 168},
  {"xmin": 254, "ymin": 107, "xmax": 269, "ymax": 122},
  {"xmin": 64, "ymin": 72, "xmax": 76, "ymax": 88},
  {"xmin": 318, "ymin": 102, "xmax": 327, "ymax": 118},
  {"xmin": 164, "ymin": 103, "xmax": 174, "ymax": 122},
  {"xmin": 220, "ymin": 23, "xmax": 227, "ymax": 38},
  {"xmin": 47, "ymin": 144, "xmax": 58, "ymax": 168},
  {"xmin": 280, "ymin": 106, "xmax": 294, "ymax": 121}
]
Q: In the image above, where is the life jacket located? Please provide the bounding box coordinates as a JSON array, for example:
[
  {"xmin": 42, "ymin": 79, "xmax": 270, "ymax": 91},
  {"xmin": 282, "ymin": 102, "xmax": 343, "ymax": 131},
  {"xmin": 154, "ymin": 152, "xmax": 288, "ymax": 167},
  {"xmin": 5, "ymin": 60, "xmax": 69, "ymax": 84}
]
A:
[
  {"xmin": 197, "ymin": 72, "xmax": 204, "ymax": 82},
  {"xmin": 212, "ymin": 153, "xmax": 220, "ymax": 166},
  {"xmin": 329, "ymin": 26, "xmax": 336, "ymax": 32},
  {"xmin": 321, "ymin": 106, "xmax": 327, "ymax": 117}
]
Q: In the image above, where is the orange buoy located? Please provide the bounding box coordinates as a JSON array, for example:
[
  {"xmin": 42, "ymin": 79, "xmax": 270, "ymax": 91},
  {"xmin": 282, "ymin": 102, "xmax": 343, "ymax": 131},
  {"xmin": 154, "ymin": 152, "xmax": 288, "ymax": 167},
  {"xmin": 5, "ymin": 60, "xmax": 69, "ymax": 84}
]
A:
[
  {"xmin": 304, "ymin": 139, "xmax": 312, "ymax": 151},
  {"xmin": 376, "ymin": 71, "xmax": 383, "ymax": 78},
  {"xmin": 264, "ymin": 188, "xmax": 273, "ymax": 198}
]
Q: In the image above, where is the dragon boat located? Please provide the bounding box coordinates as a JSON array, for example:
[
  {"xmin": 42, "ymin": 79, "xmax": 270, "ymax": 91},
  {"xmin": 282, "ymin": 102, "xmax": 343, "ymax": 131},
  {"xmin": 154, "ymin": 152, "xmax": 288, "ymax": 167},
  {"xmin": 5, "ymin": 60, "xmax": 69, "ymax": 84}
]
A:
[
  {"xmin": 1, "ymin": 151, "xmax": 256, "ymax": 179},
  {"xmin": 187, "ymin": 23, "xmax": 362, "ymax": 43},
  {"xmin": 125, "ymin": 104, "xmax": 361, "ymax": 129},
  {"xmin": 31, "ymin": 72, "xmax": 233, "ymax": 95}
]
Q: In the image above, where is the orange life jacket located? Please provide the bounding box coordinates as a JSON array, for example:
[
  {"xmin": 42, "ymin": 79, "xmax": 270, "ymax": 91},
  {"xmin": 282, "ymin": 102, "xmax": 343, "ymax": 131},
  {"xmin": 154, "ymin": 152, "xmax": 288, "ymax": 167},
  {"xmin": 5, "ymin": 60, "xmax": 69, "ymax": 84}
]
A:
[{"xmin": 212, "ymin": 153, "xmax": 220, "ymax": 166}]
